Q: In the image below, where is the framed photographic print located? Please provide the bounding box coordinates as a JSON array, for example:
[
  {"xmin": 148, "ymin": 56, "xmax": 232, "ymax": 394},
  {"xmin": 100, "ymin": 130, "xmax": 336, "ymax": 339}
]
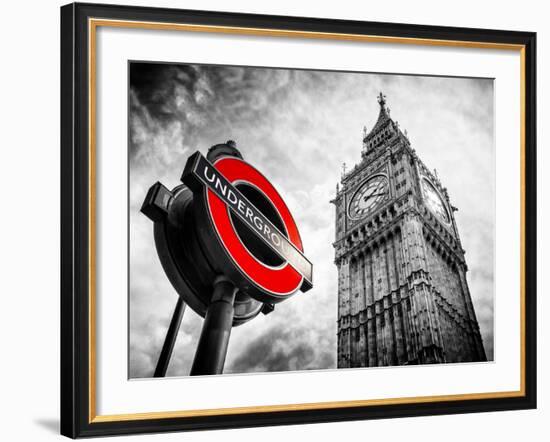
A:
[{"xmin": 60, "ymin": 2, "xmax": 537, "ymax": 438}]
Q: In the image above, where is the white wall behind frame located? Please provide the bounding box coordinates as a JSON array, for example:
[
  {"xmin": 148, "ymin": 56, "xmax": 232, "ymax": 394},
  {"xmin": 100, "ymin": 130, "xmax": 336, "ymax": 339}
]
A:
[{"xmin": 0, "ymin": 0, "xmax": 545, "ymax": 442}]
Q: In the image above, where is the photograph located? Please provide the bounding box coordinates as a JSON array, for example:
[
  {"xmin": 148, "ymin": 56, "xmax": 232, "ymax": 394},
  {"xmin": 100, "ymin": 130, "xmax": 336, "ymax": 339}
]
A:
[
  {"xmin": 57, "ymin": 3, "xmax": 536, "ymax": 437},
  {"xmin": 129, "ymin": 61, "xmax": 494, "ymax": 378}
]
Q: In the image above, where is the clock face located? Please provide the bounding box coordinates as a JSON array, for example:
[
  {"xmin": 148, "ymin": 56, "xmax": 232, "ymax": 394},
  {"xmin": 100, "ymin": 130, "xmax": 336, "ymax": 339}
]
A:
[
  {"xmin": 348, "ymin": 175, "xmax": 389, "ymax": 220},
  {"xmin": 422, "ymin": 178, "xmax": 450, "ymax": 224}
]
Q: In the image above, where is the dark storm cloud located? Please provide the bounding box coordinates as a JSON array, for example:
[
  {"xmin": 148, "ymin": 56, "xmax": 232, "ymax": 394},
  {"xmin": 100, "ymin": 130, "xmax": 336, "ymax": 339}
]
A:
[
  {"xmin": 129, "ymin": 62, "xmax": 494, "ymax": 378},
  {"xmin": 129, "ymin": 62, "xmax": 298, "ymax": 161},
  {"xmin": 228, "ymin": 327, "xmax": 323, "ymax": 374}
]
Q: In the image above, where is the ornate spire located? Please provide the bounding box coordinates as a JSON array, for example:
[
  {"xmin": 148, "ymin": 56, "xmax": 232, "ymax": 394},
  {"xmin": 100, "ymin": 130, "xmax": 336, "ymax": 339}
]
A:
[
  {"xmin": 377, "ymin": 91, "xmax": 387, "ymax": 108},
  {"xmin": 361, "ymin": 92, "xmax": 412, "ymax": 157},
  {"xmin": 364, "ymin": 92, "xmax": 392, "ymax": 144}
]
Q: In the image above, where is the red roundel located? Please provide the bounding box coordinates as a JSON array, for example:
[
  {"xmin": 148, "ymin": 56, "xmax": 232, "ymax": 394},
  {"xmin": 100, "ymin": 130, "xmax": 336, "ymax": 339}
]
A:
[{"xmin": 206, "ymin": 157, "xmax": 304, "ymax": 296}]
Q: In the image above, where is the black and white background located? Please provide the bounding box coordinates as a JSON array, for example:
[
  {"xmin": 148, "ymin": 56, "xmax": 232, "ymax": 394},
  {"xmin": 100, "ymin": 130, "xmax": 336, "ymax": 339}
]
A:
[
  {"xmin": 129, "ymin": 62, "xmax": 495, "ymax": 378},
  {"xmin": 1, "ymin": 0, "xmax": 545, "ymax": 440}
]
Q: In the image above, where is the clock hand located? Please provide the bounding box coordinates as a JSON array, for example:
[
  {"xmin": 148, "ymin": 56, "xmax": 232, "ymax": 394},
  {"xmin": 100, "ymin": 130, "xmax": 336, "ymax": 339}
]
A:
[
  {"xmin": 363, "ymin": 192, "xmax": 385, "ymax": 200},
  {"xmin": 362, "ymin": 187, "xmax": 376, "ymax": 199},
  {"xmin": 363, "ymin": 184, "xmax": 383, "ymax": 199},
  {"xmin": 372, "ymin": 182, "xmax": 384, "ymax": 193}
]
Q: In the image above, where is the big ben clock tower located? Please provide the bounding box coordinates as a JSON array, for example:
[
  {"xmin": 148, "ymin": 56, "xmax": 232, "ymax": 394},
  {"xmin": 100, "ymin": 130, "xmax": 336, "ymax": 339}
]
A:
[{"xmin": 332, "ymin": 93, "xmax": 486, "ymax": 368}]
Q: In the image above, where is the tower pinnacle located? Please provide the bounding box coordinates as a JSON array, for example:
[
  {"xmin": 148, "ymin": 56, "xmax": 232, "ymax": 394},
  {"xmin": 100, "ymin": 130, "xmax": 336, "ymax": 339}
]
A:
[
  {"xmin": 362, "ymin": 92, "xmax": 392, "ymax": 150},
  {"xmin": 377, "ymin": 91, "xmax": 387, "ymax": 109}
]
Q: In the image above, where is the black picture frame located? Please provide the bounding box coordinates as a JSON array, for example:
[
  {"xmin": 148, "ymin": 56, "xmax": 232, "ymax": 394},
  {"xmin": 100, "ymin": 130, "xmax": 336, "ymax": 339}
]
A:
[{"xmin": 60, "ymin": 2, "xmax": 537, "ymax": 438}]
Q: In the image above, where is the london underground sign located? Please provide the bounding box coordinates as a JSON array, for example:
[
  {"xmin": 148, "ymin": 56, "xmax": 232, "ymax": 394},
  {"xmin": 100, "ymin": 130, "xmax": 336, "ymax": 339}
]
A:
[
  {"xmin": 142, "ymin": 141, "xmax": 313, "ymax": 375},
  {"xmin": 182, "ymin": 151, "xmax": 313, "ymax": 301}
]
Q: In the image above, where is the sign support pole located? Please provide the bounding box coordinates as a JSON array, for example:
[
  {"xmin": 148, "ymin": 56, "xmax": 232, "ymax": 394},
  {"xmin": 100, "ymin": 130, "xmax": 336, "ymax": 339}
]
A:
[
  {"xmin": 154, "ymin": 296, "xmax": 186, "ymax": 377},
  {"xmin": 190, "ymin": 276, "xmax": 237, "ymax": 376}
]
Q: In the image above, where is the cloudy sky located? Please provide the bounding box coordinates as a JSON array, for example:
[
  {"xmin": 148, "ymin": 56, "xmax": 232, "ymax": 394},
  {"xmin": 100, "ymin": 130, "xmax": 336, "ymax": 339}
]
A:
[{"xmin": 129, "ymin": 62, "xmax": 494, "ymax": 378}]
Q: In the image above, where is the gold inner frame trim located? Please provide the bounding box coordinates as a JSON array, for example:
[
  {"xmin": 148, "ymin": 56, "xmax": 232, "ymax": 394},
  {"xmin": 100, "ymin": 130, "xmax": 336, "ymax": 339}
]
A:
[{"xmin": 88, "ymin": 18, "xmax": 527, "ymax": 424}]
